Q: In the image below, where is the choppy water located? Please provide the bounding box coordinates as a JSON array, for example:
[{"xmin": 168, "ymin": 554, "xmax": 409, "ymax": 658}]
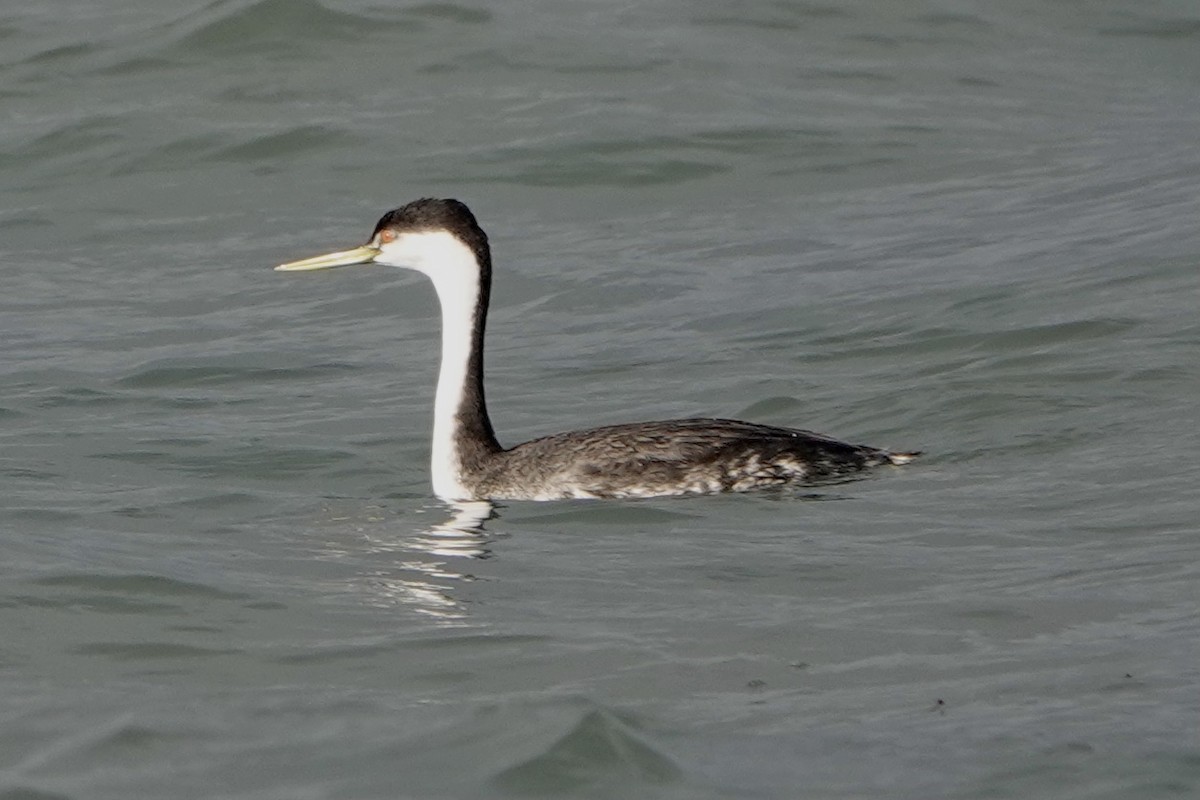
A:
[{"xmin": 3, "ymin": 1, "xmax": 1199, "ymax": 798}]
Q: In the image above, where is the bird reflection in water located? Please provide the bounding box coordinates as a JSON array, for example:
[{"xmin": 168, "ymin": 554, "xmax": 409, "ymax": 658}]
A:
[
  {"xmin": 407, "ymin": 500, "xmax": 497, "ymax": 558},
  {"xmin": 347, "ymin": 500, "xmax": 497, "ymax": 622}
]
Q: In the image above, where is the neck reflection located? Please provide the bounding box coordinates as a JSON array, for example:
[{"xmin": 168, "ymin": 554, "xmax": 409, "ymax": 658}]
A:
[{"xmin": 350, "ymin": 500, "xmax": 498, "ymax": 622}]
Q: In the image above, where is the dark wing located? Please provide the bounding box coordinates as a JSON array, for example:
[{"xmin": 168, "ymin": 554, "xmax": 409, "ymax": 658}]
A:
[
  {"xmin": 510, "ymin": 417, "xmax": 872, "ymax": 458},
  {"xmin": 498, "ymin": 417, "xmax": 908, "ymax": 495}
]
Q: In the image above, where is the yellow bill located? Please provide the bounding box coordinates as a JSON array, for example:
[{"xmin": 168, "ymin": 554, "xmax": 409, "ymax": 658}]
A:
[{"xmin": 275, "ymin": 245, "xmax": 381, "ymax": 272}]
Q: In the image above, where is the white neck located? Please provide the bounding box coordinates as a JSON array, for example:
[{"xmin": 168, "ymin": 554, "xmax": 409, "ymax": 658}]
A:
[
  {"xmin": 428, "ymin": 260, "xmax": 479, "ymax": 500},
  {"xmin": 379, "ymin": 231, "xmax": 493, "ymax": 500}
]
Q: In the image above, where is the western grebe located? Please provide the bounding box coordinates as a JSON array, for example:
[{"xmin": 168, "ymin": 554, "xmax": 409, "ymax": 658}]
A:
[{"xmin": 276, "ymin": 198, "xmax": 917, "ymax": 501}]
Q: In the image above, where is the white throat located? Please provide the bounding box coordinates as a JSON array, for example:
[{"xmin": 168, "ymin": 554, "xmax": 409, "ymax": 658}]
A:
[{"xmin": 378, "ymin": 231, "xmax": 484, "ymax": 500}]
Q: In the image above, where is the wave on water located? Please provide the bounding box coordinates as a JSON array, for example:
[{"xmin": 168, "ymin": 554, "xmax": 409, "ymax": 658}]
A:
[{"xmin": 162, "ymin": 0, "xmax": 494, "ymax": 56}]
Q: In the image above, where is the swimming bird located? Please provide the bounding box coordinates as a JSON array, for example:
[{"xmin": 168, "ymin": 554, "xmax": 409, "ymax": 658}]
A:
[{"xmin": 276, "ymin": 198, "xmax": 917, "ymax": 501}]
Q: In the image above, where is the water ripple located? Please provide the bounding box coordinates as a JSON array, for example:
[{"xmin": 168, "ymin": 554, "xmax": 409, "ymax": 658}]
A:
[
  {"xmin": 115, "ymin": 361, "xmax": 358, "ymax": 389},
  {"xmin": 492, "ymin": 707, "xmax": 681, "ymax": 794},
  {"xmin": 169, "ymin": 0, "xmax": 400, "ymax": 54}
]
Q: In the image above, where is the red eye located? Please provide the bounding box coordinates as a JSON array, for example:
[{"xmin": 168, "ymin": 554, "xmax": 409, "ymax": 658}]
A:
[{"xmin": 379, "ymin": 230, "xmax": 397, "ymax": 244}]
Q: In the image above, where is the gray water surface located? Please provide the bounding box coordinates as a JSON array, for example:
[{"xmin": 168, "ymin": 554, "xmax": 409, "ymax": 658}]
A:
[{"xmin": 3, "ymin": 1, "xmax": 1199, "ymax": 798}]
